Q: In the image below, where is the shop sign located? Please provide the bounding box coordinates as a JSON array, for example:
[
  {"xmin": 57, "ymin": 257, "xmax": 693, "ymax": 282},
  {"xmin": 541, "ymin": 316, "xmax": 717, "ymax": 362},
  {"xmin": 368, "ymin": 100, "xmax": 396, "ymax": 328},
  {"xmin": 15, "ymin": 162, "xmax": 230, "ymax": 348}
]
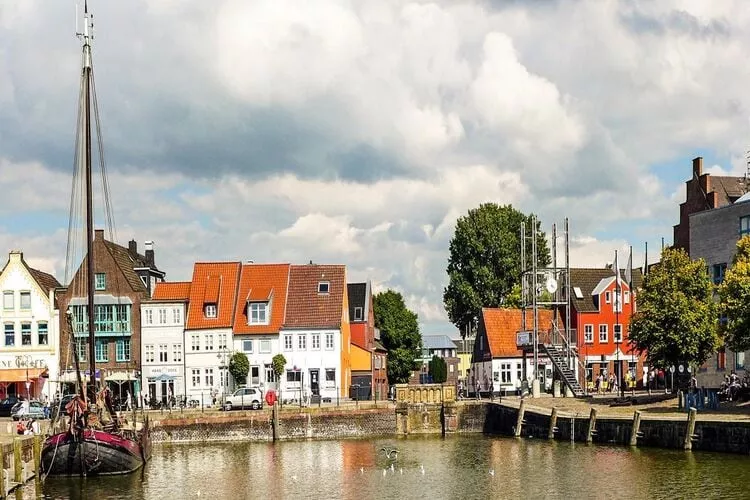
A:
[{"xmin": 0, "ymin": 355, "xmax": 48, "ymax": 369}]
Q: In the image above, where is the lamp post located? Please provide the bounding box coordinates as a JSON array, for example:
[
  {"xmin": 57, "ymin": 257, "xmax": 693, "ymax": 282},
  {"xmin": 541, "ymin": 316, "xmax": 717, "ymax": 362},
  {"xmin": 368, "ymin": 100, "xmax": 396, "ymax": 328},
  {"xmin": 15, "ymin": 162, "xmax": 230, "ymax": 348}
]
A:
[
  {"xmin": 25, "ymin": 368, "xmax": 30, "ymax": 400},
  {"xmin": 217, "ymin": 349, "xmax": 228, "ymax": 403}
]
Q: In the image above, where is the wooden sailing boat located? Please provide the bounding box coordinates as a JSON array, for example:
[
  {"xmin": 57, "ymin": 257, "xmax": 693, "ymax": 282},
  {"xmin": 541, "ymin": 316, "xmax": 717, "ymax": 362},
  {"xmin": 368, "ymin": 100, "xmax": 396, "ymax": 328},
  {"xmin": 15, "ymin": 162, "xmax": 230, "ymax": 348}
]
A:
[{"xmin": 40, "ymin": 2, "xmax": 151, "ymax": 476}]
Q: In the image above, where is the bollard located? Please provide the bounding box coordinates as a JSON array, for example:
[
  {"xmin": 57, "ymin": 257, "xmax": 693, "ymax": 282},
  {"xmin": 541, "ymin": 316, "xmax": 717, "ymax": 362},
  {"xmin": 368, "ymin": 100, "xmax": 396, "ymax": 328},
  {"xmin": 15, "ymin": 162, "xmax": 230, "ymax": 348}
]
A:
[
  {"xmin": 571, "ymin": 416, "xmax": 575, "ymax": 443},
  {"xmin": 629, "ymin": 411, "xmax": 642, "ymax": 446},
  {"xmin": 684, "ymin": 407, "xmax": 697, "ymax": 451},
  {"xmin": 32, "ymin": 435, "xmax": 41, "ymax": 479},
  {"xmin": 548, "ymin": 408, "xmax": 558, "ymax": 440},
  {"xmin": 272, "ymin": 402, "xmax": 279, "ymax": 442},
  {"xmin": 514, "ymin": 399, "xmax": 526, "ymax": 437},
  {"xmin": 586, "ymin": 408, "xmax": 597, "ymax": 444},
  {"xmin": 13, "ymin": 438, "xmax": 22, "ymax": 485},
  {"xmin": 678, "ymin": 390, "xmax": 683, "ymax": 410}
]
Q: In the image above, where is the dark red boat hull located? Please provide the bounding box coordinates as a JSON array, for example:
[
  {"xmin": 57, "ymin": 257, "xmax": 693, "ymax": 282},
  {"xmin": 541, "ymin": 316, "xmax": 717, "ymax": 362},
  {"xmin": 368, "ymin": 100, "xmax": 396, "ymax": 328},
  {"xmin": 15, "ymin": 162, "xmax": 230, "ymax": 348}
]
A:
[{"xmin": 41, "ymin": 427, "xmax": 151, "ymax": 476}]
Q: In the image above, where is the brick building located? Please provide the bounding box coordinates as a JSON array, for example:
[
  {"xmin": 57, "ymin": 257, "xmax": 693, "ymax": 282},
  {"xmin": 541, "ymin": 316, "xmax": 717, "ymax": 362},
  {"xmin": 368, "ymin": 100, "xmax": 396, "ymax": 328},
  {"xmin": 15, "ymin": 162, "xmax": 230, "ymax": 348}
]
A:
[{"xmin": 348, "ymin": 282, "xmax": 388, "ymax": 400}]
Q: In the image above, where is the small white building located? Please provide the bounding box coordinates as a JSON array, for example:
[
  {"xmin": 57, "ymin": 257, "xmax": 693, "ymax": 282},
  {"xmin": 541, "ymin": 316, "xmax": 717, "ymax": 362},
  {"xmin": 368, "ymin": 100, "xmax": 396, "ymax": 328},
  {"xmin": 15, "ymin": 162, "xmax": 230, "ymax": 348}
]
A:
[
  {"xmin": 141, "ymin": 282, "xmax": 190, "ymax": 406},
  {"xmin": 0, "ymin": 251, "xmax": 61, "ymax": 400}
]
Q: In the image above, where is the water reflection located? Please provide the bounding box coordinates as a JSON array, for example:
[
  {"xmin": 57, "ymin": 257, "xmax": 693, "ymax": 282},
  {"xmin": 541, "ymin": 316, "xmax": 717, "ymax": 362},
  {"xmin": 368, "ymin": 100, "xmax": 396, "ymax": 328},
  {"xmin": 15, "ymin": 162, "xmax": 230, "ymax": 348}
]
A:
[{"xmin": 32, "ymin": 436, "xmax": 750, "ymax": 499}]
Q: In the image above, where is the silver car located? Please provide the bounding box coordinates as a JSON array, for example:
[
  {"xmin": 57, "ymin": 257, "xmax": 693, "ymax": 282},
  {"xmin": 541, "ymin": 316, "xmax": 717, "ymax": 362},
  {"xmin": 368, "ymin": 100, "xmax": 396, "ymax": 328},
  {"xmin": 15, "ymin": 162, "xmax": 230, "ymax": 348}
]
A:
[{"xmin": 223, "ymin": 387, "xmax": 263, "ymax": 410}]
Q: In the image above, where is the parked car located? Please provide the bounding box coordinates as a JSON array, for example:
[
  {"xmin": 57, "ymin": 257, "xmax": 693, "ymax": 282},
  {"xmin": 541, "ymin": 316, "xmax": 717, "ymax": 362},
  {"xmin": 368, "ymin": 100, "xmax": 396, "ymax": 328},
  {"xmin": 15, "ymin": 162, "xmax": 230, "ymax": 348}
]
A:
[
  {"xmin": 11, "ymin": 401, "xmax": 47, "ymax": 421},
  {"xmin": 0, "ymin": 397, "xmax": 19, "ymax": 417},
  {"xmin": 223, "ymin": 387, "xmax": 263, "ymax": 410}
]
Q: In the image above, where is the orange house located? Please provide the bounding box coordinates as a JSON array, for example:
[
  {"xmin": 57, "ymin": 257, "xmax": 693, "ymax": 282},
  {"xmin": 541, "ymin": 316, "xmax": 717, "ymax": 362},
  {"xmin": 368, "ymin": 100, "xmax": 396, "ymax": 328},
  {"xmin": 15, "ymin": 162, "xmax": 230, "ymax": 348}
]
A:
[{"xmin": 348, "ymin": 282, "xmax": 387, "ymax": 400}]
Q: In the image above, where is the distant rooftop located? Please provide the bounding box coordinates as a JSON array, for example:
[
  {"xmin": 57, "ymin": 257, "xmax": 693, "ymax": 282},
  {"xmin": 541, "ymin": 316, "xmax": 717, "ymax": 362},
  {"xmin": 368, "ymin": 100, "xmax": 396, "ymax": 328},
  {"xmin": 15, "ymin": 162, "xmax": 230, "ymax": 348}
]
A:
[{"xmin": 422, "ymin": 335, "xmax": 458, "ymax": 350}]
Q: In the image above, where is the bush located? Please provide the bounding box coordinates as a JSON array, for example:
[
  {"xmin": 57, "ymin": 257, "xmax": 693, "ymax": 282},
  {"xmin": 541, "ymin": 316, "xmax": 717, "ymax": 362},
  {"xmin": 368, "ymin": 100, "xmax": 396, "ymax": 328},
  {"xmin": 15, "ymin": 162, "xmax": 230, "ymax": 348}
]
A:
[{"xmin": 428, "ymin": 355, "xmax": 447, "ymax": 384}]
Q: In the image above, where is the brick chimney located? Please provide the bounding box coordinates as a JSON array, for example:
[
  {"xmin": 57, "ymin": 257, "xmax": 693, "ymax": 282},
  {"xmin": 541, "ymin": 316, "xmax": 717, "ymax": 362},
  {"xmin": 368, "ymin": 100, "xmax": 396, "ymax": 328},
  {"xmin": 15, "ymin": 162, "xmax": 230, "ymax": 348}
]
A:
[
  {"xmin": 95, "ymin": 229, "xmax": 104, "ymax": 240},
  {"xmin": 128, "ymin": 239, "xmax": 137, "ymax": 257},
  {"xmin": 693, "ymin": 157, "xmax": 703, "ymax": 177},
  {"xmin": 144, "ymin": 241, "xmax": 155, "ymax": 267}
]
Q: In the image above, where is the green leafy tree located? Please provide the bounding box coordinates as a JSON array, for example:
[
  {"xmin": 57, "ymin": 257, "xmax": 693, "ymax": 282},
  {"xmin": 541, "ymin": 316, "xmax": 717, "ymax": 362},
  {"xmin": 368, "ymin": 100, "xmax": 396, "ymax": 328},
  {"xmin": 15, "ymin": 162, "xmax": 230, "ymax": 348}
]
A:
[
  {"xmin": 443, "ymin": 203, "xmax": 551, "ymax": 336},
  {"xmin": 719, "ymin": 236, "xmax": 750, "ymax": 352},
  {"xmin": 373, "ymin": 290, "xmax": 421, "ymax": 385},
  {"xmin": 629, "ymin": 247, "xmax": 719, "ymax": 368},
  {"xmin": 228, "ymin": 352, "xmax": 249, "ymax": 386},
  {"xmin": 272, "ymin": 354, "xmax": 286, "ymax": 391},
  {"xmin": 428, "ymin": 355, "xmax": 447, "ymax": 383}
]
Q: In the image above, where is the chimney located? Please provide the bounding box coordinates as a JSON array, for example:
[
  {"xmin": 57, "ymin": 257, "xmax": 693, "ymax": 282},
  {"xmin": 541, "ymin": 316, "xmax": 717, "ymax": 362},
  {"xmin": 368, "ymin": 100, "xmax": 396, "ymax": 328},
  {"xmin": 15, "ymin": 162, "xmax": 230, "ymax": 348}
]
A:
[
  {"xmin": 95, "ymin": 229, "xmax": 104, "ymax": 241},
  {"xmin": 9, "ymin": 251, "xmax": 22, "ymax": 262},
  {"xmin": 128, "ymin": 239, "xmax": 137, "ymax": 257},
  {"xmin": 144, "ymin": 241, "xmax": 155, "ymax": 267},
  {"xmin": 693, "ymin": 157, "xmax": 703, "ymax": 177}
]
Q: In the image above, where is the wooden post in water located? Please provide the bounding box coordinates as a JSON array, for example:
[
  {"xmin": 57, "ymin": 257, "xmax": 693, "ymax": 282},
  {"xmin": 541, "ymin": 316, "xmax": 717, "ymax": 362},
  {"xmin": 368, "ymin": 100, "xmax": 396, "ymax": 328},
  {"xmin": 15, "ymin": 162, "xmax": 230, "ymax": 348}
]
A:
[
  {"xmin": 0, "ymin": 446, "xmax": 6, "ymax": 499},
  {"xmin": 586, "ymin": 408, "xmax": 597, "ymax": 443},
  {"xmin": 13, "ymin": 438, "xmax": 22, "ymax": 485},
  {"xmin": 272, "ymin": 401, "xmax": 279, "ymax": 441},
  {"xmin": 629, "ymin": 411, "xmax": 641, "ymax": 446},
  {"xmin": 548, "ymin": 408, "xmax": 558, "ymax": 440},
  {"xmin": 684, "ymin": 407, "xmax": 697, "ymax": 451},
  {"xmin": 32, "ymin": 435, "xmax": 41, "ymax": 479},
  {"xmin": 514, "ymin": 399, "xmax": 526, "ymax": 437}
]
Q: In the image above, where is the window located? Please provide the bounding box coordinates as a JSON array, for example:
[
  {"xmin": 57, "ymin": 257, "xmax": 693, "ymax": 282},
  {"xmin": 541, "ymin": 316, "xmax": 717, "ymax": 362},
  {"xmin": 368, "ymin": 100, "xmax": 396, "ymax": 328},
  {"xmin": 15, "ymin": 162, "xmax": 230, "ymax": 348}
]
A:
[
  {"xmin": 205, "ymin": 368, "xmax": 214, "ymax": 386},
  {"xmin": 173, "ymin": 308, "xmax": 181, "ymax": 324},
  {"xmin": 70, "ymin": 304, "xmax": 132, "ymax": 334},
  {"xmin": 624, "ymin": 291, "xmax": 630, "ymax": 304},
  {"xmin": 311, "ymin": 333, "xmax": 320, "ymax": 350},
  {"xmin": 37, "ymin": 322, "xmax": 48, "ymax": 345},
  {"xmin": 614, "ymin": 324, "xmax": 622, "ymax": 343},
  {"xmin": 20, "ymin": 323, "xmax": 31, "ymax": 345},
  {"xmin": 159, "ymin": 344, "xmax": 168, "ymax": 362},
  {"xmin": 286, "ymin": 370, "xmax": 301, "ymax": 383},
  {"xmin": 145, "ymin": 309, "xmax": 153, "ymax": 325},
  {"xmin": 144, "ymin": 344, "xmax": 154, "ymax": 363},
  {"xmin": 218, "ymin": 333, "xmax": 227, "ymax": 351},
  {"xmin": 3, "ymin": 291, "xmax": 13, "ymax": 310},
  {"xmin": 613, "ymin": 292, "xmax": 622, "ymax": 313},
  {"xmin": 265, "ymin": 364, "xmax": 276, "ymax": 384},
  {"xmin": 158, "ymin": 309, "xmax": 167, "ymax": 324},
  {"xmin": 500, "ymin": 363, "xmax": 512, "ymax": 384},
  {"xmin": 192, "ymin": 369, "xmax": 201, "ymax": 387},
  {"xmin": 318, "ymin": 282, "xmax": 330, "ymax": 294},
  {"xmin": 713, "ymin": 263, "xmax": 727, "ymax": 285},
  {"xmin": 76, "ymin": 340, "xmax": 87, "ymax": 361},
  {"xmin": 249, "ymin": 302, "xmax": 268, "ymax": 325},
  {"xmin": 375, "ymin": 355, "xmax": 381, "ymax": 369},
  {"xmin": 19, "ymin": 291, "xmax": 31, "ymax": 310},
  {"xmin": 260, "ymin": 340, "xmax": 271, "ymax": 354},
  {"xmin": 741, "ymin": 215, "xmax": 750, "ymax": 236},
  {"xmin": 116, "ymin": 339, "xmax": 131, "ymax": 362},
  {"xmin": 354, "ymin": 307, "xmax": 363, "ymax": 321},
  {"xmin": 250, "ymin": 366, "xmax": 260, "ymax": 385},
  {"xmin": 717, "ymin": 348, "xmax": 726, "ymax": 370},
  {"xmin": 737, "ymin": 352, "xmax": 746, "ymax": 370},
  {"xmin": 605, "ymin": 291, "xmax": 611, "ymax": 304},
  {"xmin": 284, "ymin": 334, "xmax": 293, "ymax": 350},
  {"xmin": 205, "ymin": 334, "xmax": 214, "ymax": 351},
  {"xmin": 325, "ymin": 368, "xmax": 336, "ymax": 387},
  {"xmin": 242, "ymin": 340, "xmax": 253, "ymax": 352},
  {"xmin": 298, "ymin": 334, "xmax": 307, "ymax": 350},
  {"xmin": 191, "ymin": 334, "xmax": 200, "ymax": 351},
  {"xmin": 95, "ymin": 340, "xmax": 108, "ymax": 362},
  {"xmin": 584, "ymin": 324, "xmax": 594, "ymax": 343},
  {"xmin": 4, "ymin": 323, "xmax": 14, "ymax": 346},
  {"xmin": 325, "ymin": 333, "xmax": 334, "ymax": 350},
  {"xmin": 516, "ymin": 363, "xmax": 522, "ymax": 382},
  {"xmin": 95, "ymin": 273, "xmax": 106, "ymax": 290},
  {"xmin": 172, "ymin": 344, "xmax": 182, "ymax": 362},
  {"xmin": 599, "ymin": 324, "xmax": 608, "ymax": 343},
  {"xmin": 204, "ymin": 304, "xmax": 217, "ymax": 318},
  {"xmin": 493, "ymin": 371, "xmax": 499, "ymax": 383}
]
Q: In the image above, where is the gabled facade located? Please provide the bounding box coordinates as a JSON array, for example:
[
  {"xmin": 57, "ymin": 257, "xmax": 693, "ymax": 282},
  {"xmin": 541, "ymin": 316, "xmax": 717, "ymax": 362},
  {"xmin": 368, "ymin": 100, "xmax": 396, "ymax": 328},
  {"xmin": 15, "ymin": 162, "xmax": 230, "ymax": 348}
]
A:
[
  {"xmin": 410, "ymin": 335, "xmax": 460, "ymax": 386},
  {"xmin": 0, "ymin": 251, "xmax": 61, "ymax": 400},
  {"xmin": 127, "ymin": 240, "xmax": 166, "ymax": 297},
  {"xmin": 231, "ymin": 263, "xmax": 290, "ymax": 393},
  {"xmin": 472, "ymin": 308, "xmax": 553, "ymax": 396},
  {"xmin": 569, "ymin": 268, "xmax": 645, "ymax": 390},
  {"xmin": 184, "ymin": 262, "xmax": 241, "ymax": 405},
  {"xmin": 58, "ymin": 230, "xmax": 163, "ymax": 392},
  {"xmin": 348, "ymin": 281, "xmax": 387, "ymax": 400},
  {"xmin": 281, "ymin": 264, "xmax": 351, "ymax": 401},
  {"xmin": 141, "ymin": 282, "xmax": 190, "ymax": 406}
]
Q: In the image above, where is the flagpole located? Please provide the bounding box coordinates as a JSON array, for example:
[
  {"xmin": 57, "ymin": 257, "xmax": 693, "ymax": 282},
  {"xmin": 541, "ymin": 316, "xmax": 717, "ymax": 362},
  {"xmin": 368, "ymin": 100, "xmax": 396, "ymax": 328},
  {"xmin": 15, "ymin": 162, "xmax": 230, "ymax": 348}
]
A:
[{"xmin": 615, "ymin": 250, "xmax": 622, "ymax": 398}]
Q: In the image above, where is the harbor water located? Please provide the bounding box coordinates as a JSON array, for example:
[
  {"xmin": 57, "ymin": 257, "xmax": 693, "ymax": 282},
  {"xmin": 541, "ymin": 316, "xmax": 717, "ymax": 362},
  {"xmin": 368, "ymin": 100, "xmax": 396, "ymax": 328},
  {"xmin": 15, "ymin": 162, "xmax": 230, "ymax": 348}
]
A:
[{"xmin": 30, "ymin": 435, "xmax": 750, "ymax": 499}]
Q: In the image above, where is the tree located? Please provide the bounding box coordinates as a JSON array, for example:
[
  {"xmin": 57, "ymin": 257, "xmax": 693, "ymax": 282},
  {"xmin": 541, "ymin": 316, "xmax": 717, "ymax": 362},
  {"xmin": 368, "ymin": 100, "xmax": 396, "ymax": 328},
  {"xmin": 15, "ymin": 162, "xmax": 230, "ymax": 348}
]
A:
[
  {"xmin": 228, "ymin": 352, "xmax": 249, "ymax": 386},
  {"xmin": 373, "ymin": 290, "xmax": 421, "ymax": 385},
  {"xmin": 428, "ymin": 355, "xmax": 447, "ymax": 383},
  {"xmin": 629, "ymin": 247, "xmax": 718, "ymax": 368},
  {"xmin": 443, "ymin": 203, "xmax": 551, "ymax": 336},
  {"xmin": 272, "ymin": 354, "xmax": 286, "ymax": 391},
  {"xmin": 719, "ymin": 236, "xmax": 750, "ymax": 352}
]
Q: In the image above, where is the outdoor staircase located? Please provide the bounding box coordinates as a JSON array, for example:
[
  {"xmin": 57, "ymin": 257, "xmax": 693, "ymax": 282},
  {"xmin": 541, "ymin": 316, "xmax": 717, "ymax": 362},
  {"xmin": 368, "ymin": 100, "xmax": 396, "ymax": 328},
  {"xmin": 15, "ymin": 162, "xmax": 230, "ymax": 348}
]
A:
[{"xmin": 541, "ymin": 343, "xmax": 585, "ymax": 397}]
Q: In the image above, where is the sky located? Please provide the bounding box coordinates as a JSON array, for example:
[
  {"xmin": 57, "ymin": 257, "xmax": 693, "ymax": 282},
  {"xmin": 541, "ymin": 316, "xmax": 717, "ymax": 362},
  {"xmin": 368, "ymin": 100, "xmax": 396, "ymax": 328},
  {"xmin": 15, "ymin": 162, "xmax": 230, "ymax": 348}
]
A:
[{"xmin": 2, "ymin": 0, "xmax": 750, "ymax": 336}]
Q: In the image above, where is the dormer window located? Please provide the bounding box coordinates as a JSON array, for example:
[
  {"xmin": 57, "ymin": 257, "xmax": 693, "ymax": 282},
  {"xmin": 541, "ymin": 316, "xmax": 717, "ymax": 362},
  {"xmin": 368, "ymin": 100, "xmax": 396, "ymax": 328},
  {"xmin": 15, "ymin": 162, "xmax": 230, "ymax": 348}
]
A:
[
  {"xmin": 354, "ymin": 307, "xmax": 363, "ymax": 321},
  {"xmin": 95, "ymin": 273, "xmax": 106, "ymax": 291},
  {"xmin": 204, "ymin": 303, "xmax": 217, "ymax": 318},
  {"xmin": 318, "ymin": 281, "xmax": 330, "ymax": 294},
  {"xmin": 248, "ymin": 302, "xmax": 268, "ymax": 325}
]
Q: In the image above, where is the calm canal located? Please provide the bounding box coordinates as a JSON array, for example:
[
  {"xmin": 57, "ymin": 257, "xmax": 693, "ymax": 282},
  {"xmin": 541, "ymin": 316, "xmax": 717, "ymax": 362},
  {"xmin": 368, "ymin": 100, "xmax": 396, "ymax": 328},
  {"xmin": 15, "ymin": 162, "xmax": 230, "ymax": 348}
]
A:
[{"xmin": 29, "ymin": 436, "xmax": 750, "ymax": 499}]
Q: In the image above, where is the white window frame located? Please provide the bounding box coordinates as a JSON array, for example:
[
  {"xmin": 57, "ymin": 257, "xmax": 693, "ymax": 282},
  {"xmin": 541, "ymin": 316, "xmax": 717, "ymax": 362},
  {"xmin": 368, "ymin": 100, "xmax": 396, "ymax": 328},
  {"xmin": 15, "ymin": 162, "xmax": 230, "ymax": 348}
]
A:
[
  {"xmin": 298, "ymin": 334, "xmax": 307, "ymax": 350},
  {"xmin": 599, "ymin": 324, "xmax": 608, "ymax": 343},
  {"xmin": 158, "ymin": 308, "xmax": 167, "ymax": 324},
  {"xmin": 191, "ymin": 334, "xmax": 200, "ymax": 351},
  {"xmin": 19, "ymin": 291, "xmax": 31, "ymax": 310},
  {"xmin": 173, "ymin": 308, "xmax": 181, "ymax": 324},
  {"xmin": 284, "ymin": 334, "xmax": 293, "ymax": 351},
  {"xmin": 145, "ymin": 309, "xmax": 153, "ymax": 325},
  {"xmin": 249, "ymin": 302, "xmax": 268, "ymax": 325},
  {"xmin": 173, "ymin": 343, "xmax": 182, "ymax": 363},
  {"xmin": 325, "ymin": 368, "xmax": 336, "ymax": 387},
  {"xmin": 260, "ymin": 339, "xmax": 272, "ymax": 354},
  {"xmin": 242, "ymin": 339, "xmax": 253, "ymax": 352},
  {"xmin": 500, "ymin": 362, "xmax": 512, "ymax": 384},
  {"xmin": 325, "ymin": 332, "xmax": 334, "ymax": 350},
  {"xmin": 318, "ymin": 281, "xmax": 330, "ymax": 294},
  {"xmin": 159, "ymin": 344, "xmax": 168, "ymax": 362},
  {"xmin": 3, "ymin": 291, "xmax": 13, "ymax": 311},
  {"xmin": 614, "ymin": 324, "xmax": 622, "ymax": 343},
  {"xmin": 353, "ymin": 307, "xmax": 363, "ymax": 321},
  {"xmin": 204, "ymin": 304, "xmax": 217, "ymax": 318},
  {"xmin": 94, "ymin": 273, "xmax": 106, "ymax": 291},
  {"xmin": 605, "ymin": 291, "xmax": 611, "ymax": 304},
  {"xmin": 584, "ymin": 324, "xmax": 594, "ymax": 344},
  {"xmin": 205, "ymin": 334, "xmax": 214, "ymax": 351},
  {"xmin": 192, "ymin": 369, "xmax": 201, "ymax": 387},
  {"xmin": 311, "ymin": 333, "xmax": 320, "ymax": 350},
  {"xmin": 624, "ymin": 291, "xmax": 630, "ymax": 304}
]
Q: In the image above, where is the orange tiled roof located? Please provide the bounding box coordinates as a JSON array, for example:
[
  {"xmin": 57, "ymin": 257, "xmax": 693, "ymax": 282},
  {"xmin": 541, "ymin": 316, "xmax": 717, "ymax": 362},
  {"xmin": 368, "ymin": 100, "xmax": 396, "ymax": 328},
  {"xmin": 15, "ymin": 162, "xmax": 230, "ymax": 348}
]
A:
[
  {"xmin": 186, "ymin": 262, "xmax": 241, "ymax": 330},
  {"xmin": 482, "ymin": 308, "xmax": 554, "ymax": 358},
  {"xmin": 284, "ymin": 264, "xmax": 345, "ymax": 329},
  {"xmin": 233, "ymin": 264, "xmax": 290, "ymax": 335},
  {"xmin": 152, "ymin": 282, "xmax": 191, "ymax": 301}
]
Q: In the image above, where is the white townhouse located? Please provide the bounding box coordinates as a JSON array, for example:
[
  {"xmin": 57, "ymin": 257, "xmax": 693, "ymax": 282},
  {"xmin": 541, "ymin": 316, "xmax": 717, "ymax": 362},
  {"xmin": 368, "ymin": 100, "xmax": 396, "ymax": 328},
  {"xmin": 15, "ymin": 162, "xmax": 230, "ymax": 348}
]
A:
[
  {"xmin": 140, "ymin": 282, "xmax": 189, "ymax": 406},
  {"xmin": 277, "ymin": 264, "xmax": 351, "ymax": 402},
  {"xmin": 0, "ymin": 251, "xmax": 61, "ymax": 400}
]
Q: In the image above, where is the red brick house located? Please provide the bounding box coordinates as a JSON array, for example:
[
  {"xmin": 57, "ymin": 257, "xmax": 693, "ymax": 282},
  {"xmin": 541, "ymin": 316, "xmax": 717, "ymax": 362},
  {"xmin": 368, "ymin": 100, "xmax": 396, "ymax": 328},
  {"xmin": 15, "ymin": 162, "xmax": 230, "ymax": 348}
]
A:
[{"xmin": 348, "ymin": 281, "xmax": 387, "ymax": 400}]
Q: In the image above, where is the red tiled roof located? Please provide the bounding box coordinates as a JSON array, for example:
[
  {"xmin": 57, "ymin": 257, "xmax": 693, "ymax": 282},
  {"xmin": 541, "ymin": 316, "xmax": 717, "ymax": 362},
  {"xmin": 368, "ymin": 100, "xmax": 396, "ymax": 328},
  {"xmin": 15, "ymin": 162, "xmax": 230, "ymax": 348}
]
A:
[
  {"xmin": 482, "ymin": 308, "xmax": 554, "ymax": 358},
  {"xmin": 186, "ymin": 262, "xmax": 241, "ymax": 330},
  {"xmin": 233, "ymin": 264, "xmax": 290, "ymax": 335},
  {"xmin": 284, "ymin": 264, "xmax": 345, "ymax": 329},
  {"xmin": 152, "ymin": 282, "xmax": 191, "ymax": 301}
]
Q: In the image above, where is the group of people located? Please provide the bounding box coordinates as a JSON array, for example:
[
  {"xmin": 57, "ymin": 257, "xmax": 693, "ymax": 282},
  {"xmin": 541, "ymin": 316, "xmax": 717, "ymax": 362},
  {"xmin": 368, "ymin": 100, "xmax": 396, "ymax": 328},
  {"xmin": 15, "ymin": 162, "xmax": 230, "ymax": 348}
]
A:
[
  {"xmin": 15, "ymin": 418, "xmax": 39, "ymax": 435},
  {"xmin": 719, "ymin": 371, "xmax": 749, "ymax": 402}
]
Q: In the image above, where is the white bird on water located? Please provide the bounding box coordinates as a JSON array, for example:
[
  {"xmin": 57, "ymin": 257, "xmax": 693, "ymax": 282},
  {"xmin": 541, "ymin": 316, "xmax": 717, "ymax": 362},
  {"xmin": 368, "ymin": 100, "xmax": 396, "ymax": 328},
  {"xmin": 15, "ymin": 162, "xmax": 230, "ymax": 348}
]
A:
[
  {"xmin": 390, "ymin": 463, "xmax": 395, "ymax": 472},
  {"xmin": 400, "ymin": 468, "xmax": 403, "ymax": 475},
  {"xmin": 489, "ymin": 469, "xmax": 495, "ymax": 477},
  {"xmin": 383, "ymin": 468, "xmax": 387, "ymax": 477},
  {"xmin": 360, "ymin": 467, "xmax": 364, "ymax": 474},
  {"xmin": 292, "ymin": 474, "xmax": 298, "ymax": 482},
  {"xmin": 420, "ymin": 464, "xmax": 425, "ymax": 475}
]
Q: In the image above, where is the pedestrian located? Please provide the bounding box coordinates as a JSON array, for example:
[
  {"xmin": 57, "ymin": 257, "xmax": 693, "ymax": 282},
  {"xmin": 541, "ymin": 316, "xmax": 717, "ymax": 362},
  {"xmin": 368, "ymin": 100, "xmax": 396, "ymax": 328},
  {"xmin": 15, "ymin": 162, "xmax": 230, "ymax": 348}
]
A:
[
  {"xmin": 475, "ymin": 380, "xmax": 481, "ymax": 400},
  {"xmin": 126, "ymin": 390, "xmax": 132, "ymax": 411}
]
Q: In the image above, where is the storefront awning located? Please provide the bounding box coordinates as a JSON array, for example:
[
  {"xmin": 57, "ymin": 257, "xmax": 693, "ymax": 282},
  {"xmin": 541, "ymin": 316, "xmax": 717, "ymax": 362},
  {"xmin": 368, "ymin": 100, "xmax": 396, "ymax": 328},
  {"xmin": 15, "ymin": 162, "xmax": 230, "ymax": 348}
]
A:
[
  {"xmin": 0, "ymin": 368, "xmax": 47, "ymax": 382},
  {"xmin": 107, "ymin": 371, "xmax": 136, "ymax": 382}
]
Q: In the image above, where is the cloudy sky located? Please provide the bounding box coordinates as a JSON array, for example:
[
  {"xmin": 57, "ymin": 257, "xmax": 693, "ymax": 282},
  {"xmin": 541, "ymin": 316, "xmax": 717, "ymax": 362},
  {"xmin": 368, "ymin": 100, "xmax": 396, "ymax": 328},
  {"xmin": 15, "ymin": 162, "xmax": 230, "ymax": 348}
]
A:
[{"xmin": 1, "ymin": 0, "xmax": 748, "ymax": 334}]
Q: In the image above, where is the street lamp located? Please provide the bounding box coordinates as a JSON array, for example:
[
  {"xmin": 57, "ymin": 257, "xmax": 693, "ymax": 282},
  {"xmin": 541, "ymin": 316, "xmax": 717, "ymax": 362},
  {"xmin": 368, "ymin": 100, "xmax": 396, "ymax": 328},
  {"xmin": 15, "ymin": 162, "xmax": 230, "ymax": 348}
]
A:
[
  {"xmin": 25, "ymin": 368, "xmax": 30, "ymax": 400},
  {"xmin": 217, "ymin": 350, "xmax": 228, "ymax": 403}
]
